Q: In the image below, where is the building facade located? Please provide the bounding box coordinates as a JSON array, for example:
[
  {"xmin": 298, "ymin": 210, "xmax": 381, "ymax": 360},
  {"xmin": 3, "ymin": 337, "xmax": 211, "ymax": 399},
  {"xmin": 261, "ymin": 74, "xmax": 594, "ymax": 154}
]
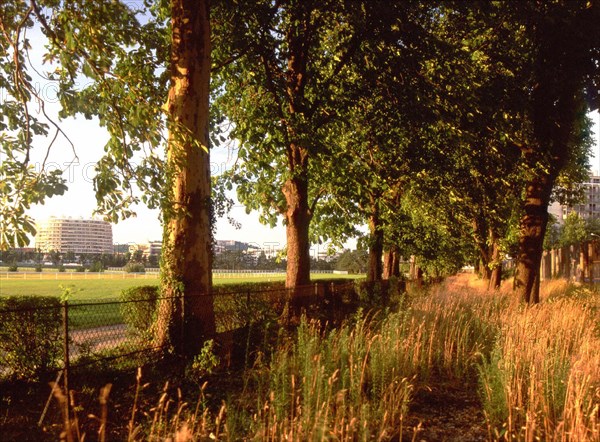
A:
[
  {"xmin": 35, "ymin": 217, "xmax": 113, "ymax": 254},
  {"xmin": 129, "ymin": 240, "xmax": 162, "ymax": 258},
  {"xmin": 569, "ymin": 176, "xmax": 600, "ymax": 221}
]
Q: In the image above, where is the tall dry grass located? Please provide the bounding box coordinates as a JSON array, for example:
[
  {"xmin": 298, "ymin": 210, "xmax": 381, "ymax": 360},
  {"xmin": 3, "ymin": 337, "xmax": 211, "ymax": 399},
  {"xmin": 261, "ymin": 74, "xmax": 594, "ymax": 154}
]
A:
[
  {"xmin": 476, "ymin": 279, "xmax": 600, "ymax": 441},
  {"xmin": 53, "ymin": 274, "xmax": 599, "ymax": 441}
]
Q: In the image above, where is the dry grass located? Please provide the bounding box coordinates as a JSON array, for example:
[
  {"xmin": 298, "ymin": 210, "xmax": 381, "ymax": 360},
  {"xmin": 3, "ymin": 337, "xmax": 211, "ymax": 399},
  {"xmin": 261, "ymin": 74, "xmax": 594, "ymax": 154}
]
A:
[{"xmin": 50, "ymin": 273, "xmax": 599, "ymax": 441}]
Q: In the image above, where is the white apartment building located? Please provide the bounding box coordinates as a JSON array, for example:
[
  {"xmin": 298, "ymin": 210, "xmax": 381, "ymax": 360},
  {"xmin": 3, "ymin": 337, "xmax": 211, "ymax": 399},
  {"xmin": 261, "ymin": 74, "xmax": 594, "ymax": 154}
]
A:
[
  {"xmin": 35, "ymin": 217, "xmax": 113, "ymax": 254},
  {"xmin": 129, "ymin": 240, "xmax": 162, "ymax": 258},
  {"xmin": 565, "ymin": 175, "xmax": 600, "ymax": 221}
]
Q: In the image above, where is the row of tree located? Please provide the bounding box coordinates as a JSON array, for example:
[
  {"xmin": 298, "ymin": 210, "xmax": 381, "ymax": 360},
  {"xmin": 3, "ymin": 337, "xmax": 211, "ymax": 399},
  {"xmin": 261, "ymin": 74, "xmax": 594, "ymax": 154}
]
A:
[{"xmin": 2, "ymin": 1, "xmax": 599, "ymax": 353}]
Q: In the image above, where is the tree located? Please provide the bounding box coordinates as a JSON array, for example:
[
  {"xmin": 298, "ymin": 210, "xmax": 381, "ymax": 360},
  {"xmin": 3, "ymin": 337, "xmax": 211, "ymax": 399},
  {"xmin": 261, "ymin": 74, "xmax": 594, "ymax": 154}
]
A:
[
  {"xmin": 513, "ymin": 2, "xmax": 600, "ymax": 303},
  {"xmin": 154, "ymin": 0, "xmax": 215, "ymax": 353},
  {"xmin": 213, "ymin": 1, "xmax": 367, "ymax": 292},
  {"xmin": 48, "ymin": 249, "xmax": 62, "ymax": 266},
  {"xmin": 335, "ymin": 249, "xmax": 368, "ymax": 274},
  {"xmin": 311, "ymin": 2, "xmax": 441, "ymax": 283},
  {"xmin": 1, "ymin": 0, "xmax": 215, "ymax": 354}
]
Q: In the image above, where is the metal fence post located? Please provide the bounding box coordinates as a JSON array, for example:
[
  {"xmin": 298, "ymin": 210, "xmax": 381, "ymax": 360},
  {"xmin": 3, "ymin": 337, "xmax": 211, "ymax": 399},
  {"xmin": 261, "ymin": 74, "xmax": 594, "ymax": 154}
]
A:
[
  {"xmin": 62, "ymin": 300, "xmax": 70, "ymax": 418},
  {"xmin": 246, "ymin": 290, "xmax": 251, "ymax": 327}
]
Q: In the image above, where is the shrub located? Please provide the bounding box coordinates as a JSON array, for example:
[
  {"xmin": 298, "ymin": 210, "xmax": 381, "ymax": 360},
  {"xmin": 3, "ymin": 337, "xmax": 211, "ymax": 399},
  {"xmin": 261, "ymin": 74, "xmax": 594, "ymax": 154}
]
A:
[
  {"xmin": 0, "ymin": 296, "xmax": 62, "ymax": 380},
  {"xmin": 35, "ymin": 264, "xmax": 43, "ymax": 272},
  {"xmin": 75, "ymin": 266, "xmax": 85, "ymax": 272},
  {"xmin": 7, "ymin": 262, "xmax": 18, "ymax": 272},
  {"xmin": 58, "ymin": 265, "xmax": 66, "ymax": 272},
  {"xmin": 123, "ymin": 262, "xmax": 145, "ymax": 273},
  {"xmin": 120, "ymin": 285, "xmax": 159, "ymax": 339},
  {"xmin": 88, "ymin": 261, "xmax": 104, "ymax": 272}
]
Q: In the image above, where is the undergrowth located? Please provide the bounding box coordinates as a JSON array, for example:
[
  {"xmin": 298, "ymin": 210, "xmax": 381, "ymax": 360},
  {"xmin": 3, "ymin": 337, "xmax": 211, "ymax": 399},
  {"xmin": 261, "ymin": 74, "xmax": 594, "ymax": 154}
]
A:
[{"xmin": 42, "ymin": 275, "xmax": 600, "ymax": 441}]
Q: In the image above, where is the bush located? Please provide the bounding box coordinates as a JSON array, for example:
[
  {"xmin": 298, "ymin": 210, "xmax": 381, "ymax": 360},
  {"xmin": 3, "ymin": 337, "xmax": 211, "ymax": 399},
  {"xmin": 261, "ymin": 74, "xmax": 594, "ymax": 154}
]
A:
[
  {"xmin": 120, "ymin": 285, "xmax": 159, "ymax": 339},
  {"xmin": 75, "ymin": 266, "xmax": 85, "ymax": 272},
  {"xmin": 7, "ymin": 262, "xmax": 18, "ymax": 272},
  {"xmin": 58, "ymin": 265, "xmax": 66, "ymax": 272},
  {"xmin": 88, "ymin": 261, "xmax": 105, "ymax": 272},
  {"xmin": 0, "ymin": 296, "xmax": 62, "ymax": 380},
  {"xmin": 123, "ymin": 262, "xmax": 146, "ymax": 273},
  {"xmin": 35, "ymin": 264, "xmax": 43, "ymax": 272}
]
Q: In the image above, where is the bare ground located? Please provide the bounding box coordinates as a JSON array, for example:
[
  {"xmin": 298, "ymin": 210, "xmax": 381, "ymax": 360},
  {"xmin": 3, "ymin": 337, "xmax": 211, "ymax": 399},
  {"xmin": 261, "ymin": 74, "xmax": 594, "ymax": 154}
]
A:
[{"xmin": 402, "ymin": 380, "xmax": 489, "ymax": 442}]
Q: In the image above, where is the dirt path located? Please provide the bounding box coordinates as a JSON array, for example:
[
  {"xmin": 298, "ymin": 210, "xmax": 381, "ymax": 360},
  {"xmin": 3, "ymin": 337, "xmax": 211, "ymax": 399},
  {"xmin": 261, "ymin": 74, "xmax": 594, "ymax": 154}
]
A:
[
  {"xmin": 402, "ymin": 380, "xmax": 488, "ymax": 441},
  {"xmin": 70, "ymin": 324, "xmax": 128, "ymax": 357}
]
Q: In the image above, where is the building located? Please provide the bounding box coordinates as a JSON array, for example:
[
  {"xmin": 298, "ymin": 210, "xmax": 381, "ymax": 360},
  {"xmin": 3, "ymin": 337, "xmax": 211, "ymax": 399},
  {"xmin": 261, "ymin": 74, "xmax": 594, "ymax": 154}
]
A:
[
  {"xmin": 35, "ymin": 217, "xmax": 113, "ymax": 254},
  {"xmin": 564, "ymin": 175, "xmax": 600, "ymax": 222},
  {"xmin": 129, "ymin": 240, "xmax": 162, "ymax": 258},
  {"xmin": 572, "ymin": 175, "xmax": 600, "ymax": 220}
]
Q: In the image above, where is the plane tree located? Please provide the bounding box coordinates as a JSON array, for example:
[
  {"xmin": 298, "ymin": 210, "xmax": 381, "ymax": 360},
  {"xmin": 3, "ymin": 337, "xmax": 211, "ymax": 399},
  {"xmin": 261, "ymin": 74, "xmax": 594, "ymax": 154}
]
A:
[
  {"xmin": 406, "ymin": 2, "xmax": 527, "ymax": 289},
  {"xmin": 1, "ymin": 0, "xmax": 216, "ymax": 354},
  {"xmin": 212, "ymin": 0, "xmax": 372, "ymax": 291},
  {"xmin": 511, "ymin": 1, "xmax": 600, "ymax": 302},
  {"xmin": 310, "ymin": 2, "xmax": 444, "ymax": 282}
]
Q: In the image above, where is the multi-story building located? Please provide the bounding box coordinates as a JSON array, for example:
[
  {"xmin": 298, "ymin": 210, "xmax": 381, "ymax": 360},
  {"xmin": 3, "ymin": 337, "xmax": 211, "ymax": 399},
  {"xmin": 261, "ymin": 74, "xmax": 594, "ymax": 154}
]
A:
[
  {"xmin": 35, "ymin": 217, "xmax": 113, "ymax": 254},
  {"xmin": 129, "ymin": 240, "xmax": 162, "ymax": 258},
  {"xmin": 564, "ymin": 175, "xmax": 600, "ymax": 221}
]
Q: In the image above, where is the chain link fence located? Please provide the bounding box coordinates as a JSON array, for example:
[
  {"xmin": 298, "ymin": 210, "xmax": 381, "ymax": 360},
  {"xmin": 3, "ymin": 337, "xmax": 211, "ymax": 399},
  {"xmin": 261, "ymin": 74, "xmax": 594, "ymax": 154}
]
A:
[{"xmin": 0, "ymin": 280, "xmax": 363, "ymax": 383}]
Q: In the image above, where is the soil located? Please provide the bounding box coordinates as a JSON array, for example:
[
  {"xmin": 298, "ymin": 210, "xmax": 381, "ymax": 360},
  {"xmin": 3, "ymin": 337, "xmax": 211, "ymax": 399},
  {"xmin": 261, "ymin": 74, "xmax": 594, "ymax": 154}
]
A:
[{"xmin": 402, "ymin": 380, "xmax": 489, "ymax": 442}]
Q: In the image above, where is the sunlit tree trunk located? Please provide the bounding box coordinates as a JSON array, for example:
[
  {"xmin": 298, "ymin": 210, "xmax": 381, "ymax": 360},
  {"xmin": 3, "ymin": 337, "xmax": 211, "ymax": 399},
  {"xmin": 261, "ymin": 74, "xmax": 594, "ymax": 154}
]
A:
[
  {"xmin": 382, "ymin": 246, "xmax": 400, "ymax": 280},
  {"xmin": 488, "ymin": 235, "xmax": 502, "ymax": 290},
  {"xmin": 367, "ymin": 205, "xmax": 383, "ymax": 282},
  {"xmin": 156, "ymin": 0, "xmax": 215, "ymax": 355},
  {"xmin": 283, "ymin": 165, "xmax": 312, "ymax": 289}
]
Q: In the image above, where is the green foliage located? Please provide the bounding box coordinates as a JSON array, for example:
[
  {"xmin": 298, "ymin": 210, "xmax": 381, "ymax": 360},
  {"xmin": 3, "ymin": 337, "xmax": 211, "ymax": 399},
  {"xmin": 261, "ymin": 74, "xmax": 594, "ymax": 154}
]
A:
[
  {"xmin": 7, "ymin": 262, "xmax": 18, "ymax": 272},
  {"xmin": 123, "ymin": 262, "xmax": 146, "ymax": 273},
  {"xmin": 187, "ymin": 339, "xmax": 220, "ymax": 382},
  {"xmin": 354, "ymin": 277, "xmax": 406, "ymax": 311},
  {"xmin": 560, "ymin": 212, "xmax": 588, "ymax": 247},
  {"xmin": 478, "ymin": 346, "xmax": 509, "ymax": 429},
  {"xmin": 252, "ymin": 317, "xmax": 413, "ymax": 439},
  {"xmin": 88, "ymin": 261, "xmax": 105, "ymax": 273},
  {"xmin": 335, "ymin": 249, "xmax": 368, "ymax": 274},
  {"xmin": 0, "ymin": 296, "xmax": 62, "ymax": 380},
  {"xmin": 120, "ymin": 285, "xmax": 159, "ymax": 340},
  {"xmin": 35, "ymin": 264, "xmax": 43, "ymax": 272}
]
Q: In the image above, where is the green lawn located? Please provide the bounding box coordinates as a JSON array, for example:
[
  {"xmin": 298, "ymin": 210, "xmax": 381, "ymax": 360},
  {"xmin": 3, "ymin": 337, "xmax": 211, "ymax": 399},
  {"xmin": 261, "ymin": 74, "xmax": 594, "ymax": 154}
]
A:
[
  {"xmin": 0, "ymin": 272, "xmax": 361, "ymax": 301},
  {"xmin": 0, "ymin": 277, "xmax": 158, "ymax": 300}
]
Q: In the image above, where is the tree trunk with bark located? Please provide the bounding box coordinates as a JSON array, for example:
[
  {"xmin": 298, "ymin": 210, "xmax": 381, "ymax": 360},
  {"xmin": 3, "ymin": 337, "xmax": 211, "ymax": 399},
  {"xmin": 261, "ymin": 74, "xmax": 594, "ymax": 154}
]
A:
[
  {"xmin": 156, "ymin": 0, "xmax": 215, "ymax": 356},
  {"xmin": 488, "ymin": 237, "xmax": 502, "ymax": 290},
  {"xmin": 382, "ymin": 246, "xmax": 400, "ymax": 280},
  {"xmin": 472, "ymin": 218, "xmax": 492, "ymax": 281},
  {"xmin": 367, "ymin": 209, "xmax": 383, "ymax": 282},
  {"xmin": 514, "ymin": 176, "xmax": 553, "ymax": 303},
  {"xmin": 283, "ymin": 169, "xmax": 312, "ymax": 289},
  {"xmin": 514, "ymin": 4, "xmax": 593, "ymax": 303}
]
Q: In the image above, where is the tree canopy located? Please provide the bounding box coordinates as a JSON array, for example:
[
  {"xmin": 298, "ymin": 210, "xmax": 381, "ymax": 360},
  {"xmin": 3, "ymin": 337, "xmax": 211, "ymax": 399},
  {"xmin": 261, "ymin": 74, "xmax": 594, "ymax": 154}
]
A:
[{"xmin": 3, "ymin": 0, "xmax": 600, "ymax": 308}]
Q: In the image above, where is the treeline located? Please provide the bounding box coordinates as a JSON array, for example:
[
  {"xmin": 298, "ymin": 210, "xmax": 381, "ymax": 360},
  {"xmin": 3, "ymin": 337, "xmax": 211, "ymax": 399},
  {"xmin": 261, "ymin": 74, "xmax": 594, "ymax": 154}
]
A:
[{"xmin": 3, "ymin": 1, "xmax": 600, "ymax": 351}]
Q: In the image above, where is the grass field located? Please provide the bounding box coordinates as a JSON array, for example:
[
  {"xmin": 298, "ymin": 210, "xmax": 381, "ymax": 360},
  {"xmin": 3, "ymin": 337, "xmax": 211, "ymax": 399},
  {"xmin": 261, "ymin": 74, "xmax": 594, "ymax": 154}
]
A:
[{"xmin": 0, "ymin": 272, "xmax": 360, "ymax": 300}]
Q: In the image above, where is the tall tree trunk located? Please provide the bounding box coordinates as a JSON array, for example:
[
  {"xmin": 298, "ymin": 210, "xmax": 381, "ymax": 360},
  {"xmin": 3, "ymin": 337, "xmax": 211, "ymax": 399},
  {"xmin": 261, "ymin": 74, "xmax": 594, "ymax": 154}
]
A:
[
  {"xmin": 283, "ymin": 171, "xmax": 312, "ymax": 289},
  {"xmin": 383, "ymin": 246, "xmax": 401, "ymax": 280},
  {"xmin": 472, "ymin": 218, "xmax": 491, "ymax": 281},
  {"xmin": 514, "ymin": 176, "xmax": 552, "ymax": 303},
  {"xmin": 391, "ymin": 248, "xmax": 400, "ymax": 277},
  {"xmin": 409, "ymin": 255, "xmax": 417, "ymax": 280},
  {"xmin": 488, "ymin": 235, "xmax": 502, "ymax": 290},
  {"xmin": 156, "ymin": 0, "xmax": 215, "ymax": 355},
  {"xmin": 514, "ymin": 4, "xmax": 591, "ymax": 303},
  {"xmin": 382, "ymin": 249, "xmax": 393, "ymax": 280},
  {"xmin": 367, "ymin": 208, "xmax": 383, "ymax": 282}
]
